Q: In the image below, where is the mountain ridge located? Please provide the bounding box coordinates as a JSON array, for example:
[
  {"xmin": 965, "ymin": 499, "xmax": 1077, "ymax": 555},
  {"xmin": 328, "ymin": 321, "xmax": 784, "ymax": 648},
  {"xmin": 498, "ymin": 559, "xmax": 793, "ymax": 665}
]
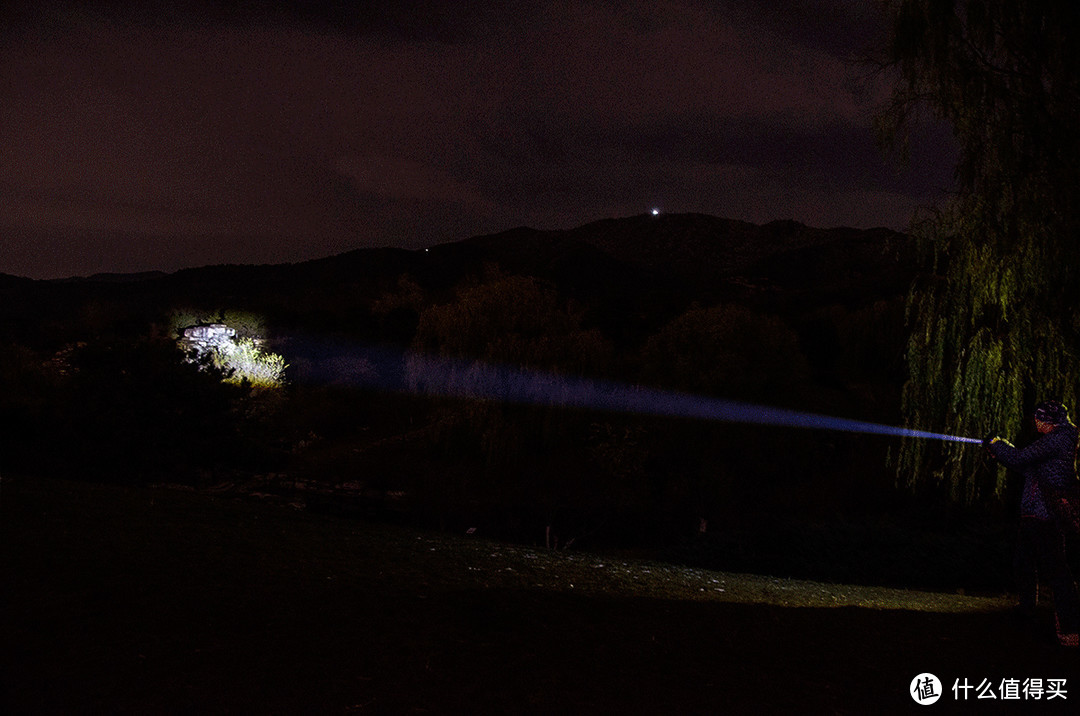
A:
[
  {"xmin": 11, "ymin": 213, "xmax": 909, "ymax": 289},
  {"xmin": 0, "ymin": 213, "xmax": 919, "ymax": 350}
]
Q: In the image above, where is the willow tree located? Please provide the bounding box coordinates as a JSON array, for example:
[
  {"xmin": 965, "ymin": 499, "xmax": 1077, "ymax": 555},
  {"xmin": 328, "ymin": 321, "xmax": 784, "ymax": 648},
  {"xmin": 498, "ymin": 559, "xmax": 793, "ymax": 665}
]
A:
[{"xmin": 880, "ymin": 0, "xmax": 1080, "ymax": 503}]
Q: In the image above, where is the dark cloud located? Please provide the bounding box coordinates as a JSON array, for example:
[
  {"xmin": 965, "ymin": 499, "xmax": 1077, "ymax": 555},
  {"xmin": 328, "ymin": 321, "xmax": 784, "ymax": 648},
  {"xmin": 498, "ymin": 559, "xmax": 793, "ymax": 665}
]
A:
[
  {"xmin": 0, "ymin": 0, "xmax": 953, "ymax": 278},
  {"xmin": 0, "ymin": 0, "xmax": 543, "ymax": 43},
  {"xmin": 719, "ymin": 0, "xmax": 887, "ymax": 57}
]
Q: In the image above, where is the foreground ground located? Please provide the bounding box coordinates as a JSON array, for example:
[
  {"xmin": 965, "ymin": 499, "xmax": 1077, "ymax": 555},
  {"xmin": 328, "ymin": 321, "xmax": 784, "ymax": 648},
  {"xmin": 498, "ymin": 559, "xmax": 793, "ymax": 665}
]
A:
[{"xmin": 3, "ymin": 475, "xmax": 1078, "ymax": 714}]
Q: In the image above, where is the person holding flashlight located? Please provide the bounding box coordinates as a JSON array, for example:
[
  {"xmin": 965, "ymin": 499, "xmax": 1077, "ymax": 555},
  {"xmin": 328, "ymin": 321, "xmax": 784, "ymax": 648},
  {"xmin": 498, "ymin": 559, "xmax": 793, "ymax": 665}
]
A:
[{"xmin": 986, "ymin": 401, "xmax": 1080, "ymax": 648}]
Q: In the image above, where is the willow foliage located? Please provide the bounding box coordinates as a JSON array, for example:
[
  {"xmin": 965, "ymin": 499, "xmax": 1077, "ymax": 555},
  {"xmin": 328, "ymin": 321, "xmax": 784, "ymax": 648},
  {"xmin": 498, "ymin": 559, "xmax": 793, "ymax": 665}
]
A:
[{"xmin": 880, "ymin": 0, "xmax": 1080, "ymax": 502}]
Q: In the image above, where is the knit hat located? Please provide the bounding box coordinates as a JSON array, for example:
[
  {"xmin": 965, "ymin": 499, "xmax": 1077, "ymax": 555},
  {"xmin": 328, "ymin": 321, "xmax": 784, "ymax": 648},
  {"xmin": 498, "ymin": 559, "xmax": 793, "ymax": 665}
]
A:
[{"xmin": 1034, "ymin": 400, "xmax": 1069, "ymax": 425}]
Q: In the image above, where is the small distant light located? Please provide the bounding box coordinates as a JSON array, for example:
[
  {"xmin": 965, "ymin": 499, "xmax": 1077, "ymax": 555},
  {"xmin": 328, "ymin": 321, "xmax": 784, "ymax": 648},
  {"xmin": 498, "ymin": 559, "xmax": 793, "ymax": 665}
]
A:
[
  {"xmin": 651, "ymin": 208, "xmax": 660, "ymax": 216},
  {"xmin": 425, "ymin": 248, "xmax": 430, "ymax": 252}
]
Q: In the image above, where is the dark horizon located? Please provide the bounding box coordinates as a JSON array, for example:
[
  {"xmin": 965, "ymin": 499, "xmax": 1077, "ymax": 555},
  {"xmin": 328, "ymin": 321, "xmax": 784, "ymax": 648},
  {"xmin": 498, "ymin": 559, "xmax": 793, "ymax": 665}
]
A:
[{"xmin": 1, "ymin": 210, "xmax": 907, "ymax": 282}]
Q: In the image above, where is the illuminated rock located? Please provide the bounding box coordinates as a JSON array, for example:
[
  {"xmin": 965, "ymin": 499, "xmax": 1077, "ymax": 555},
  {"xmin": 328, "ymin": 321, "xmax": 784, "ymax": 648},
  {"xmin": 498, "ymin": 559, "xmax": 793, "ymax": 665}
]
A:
[{"xmin": 181, "ymin": 323, "xmax": 236, "ymax": 356}]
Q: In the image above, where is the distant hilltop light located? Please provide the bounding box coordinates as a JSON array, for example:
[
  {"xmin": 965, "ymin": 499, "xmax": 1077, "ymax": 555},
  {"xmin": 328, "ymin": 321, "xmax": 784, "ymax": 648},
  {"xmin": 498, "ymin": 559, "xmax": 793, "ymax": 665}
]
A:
[{"xmin": 651, "ymin": 208, "xmax": 660, "ymax": 216}]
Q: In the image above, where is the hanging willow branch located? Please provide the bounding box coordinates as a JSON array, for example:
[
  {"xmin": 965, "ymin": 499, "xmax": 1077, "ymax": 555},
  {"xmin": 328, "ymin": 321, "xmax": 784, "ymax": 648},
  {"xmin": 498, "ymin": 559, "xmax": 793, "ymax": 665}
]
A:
[{"xmin": 880, "ymin": 0, "xmax": 1080, "ymax": 503}]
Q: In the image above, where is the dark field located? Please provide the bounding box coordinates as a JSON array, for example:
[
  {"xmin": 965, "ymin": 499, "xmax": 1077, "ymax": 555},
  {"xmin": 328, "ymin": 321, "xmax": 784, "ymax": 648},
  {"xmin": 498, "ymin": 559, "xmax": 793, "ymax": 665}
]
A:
[{"xmin": 3, "ymin": 475, "xmax": 1078, "ymax": 714}]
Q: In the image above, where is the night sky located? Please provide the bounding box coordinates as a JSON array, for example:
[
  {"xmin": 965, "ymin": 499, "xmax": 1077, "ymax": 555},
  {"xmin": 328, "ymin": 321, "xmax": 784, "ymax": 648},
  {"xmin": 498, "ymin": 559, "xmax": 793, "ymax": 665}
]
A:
[{"xmin": 1, "ymin": 1, "xmax": 955, "ymax": 280}]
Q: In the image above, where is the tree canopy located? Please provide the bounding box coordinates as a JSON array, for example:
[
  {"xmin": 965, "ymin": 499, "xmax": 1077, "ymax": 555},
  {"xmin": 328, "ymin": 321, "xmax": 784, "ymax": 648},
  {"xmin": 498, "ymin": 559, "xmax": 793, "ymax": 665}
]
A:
[{"xmin": 881, "ymin": 0, "xmax": 1080, "ymax": 502}]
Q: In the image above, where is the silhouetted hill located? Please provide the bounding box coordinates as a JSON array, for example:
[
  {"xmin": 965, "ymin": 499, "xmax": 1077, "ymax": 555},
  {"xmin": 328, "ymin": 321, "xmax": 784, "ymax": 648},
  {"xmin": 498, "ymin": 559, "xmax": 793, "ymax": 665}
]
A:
[
  {"xmin": 0, "ymin": 213, "xmax": 917, "ymax": 349},
  {"xmin": 0, "ymin": 272, "xmax": 34, "ymax": 289},
  {"xmin": 567, "ymin": 214, "xmax": 830, "ymax": 283},
  {"xmin": 50, "ymin": 271, "xmax": 170, "ymax": 284},
  {"xmin": 448, "ymin": 225, "xmax": 657, "ymax": 298},
  {"xmin": 450, "ymin": 213, "xmax": 913, "ymax": 305},
  {"xmin": 744, "ymin": 225, "xmax": 916, "ymax": 304}
]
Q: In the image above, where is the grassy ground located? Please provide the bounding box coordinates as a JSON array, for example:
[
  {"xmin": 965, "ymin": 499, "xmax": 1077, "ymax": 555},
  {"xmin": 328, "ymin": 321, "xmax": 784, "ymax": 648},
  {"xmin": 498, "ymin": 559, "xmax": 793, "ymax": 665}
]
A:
[{"xmin": 3, "ymin": 475, "xmax": 1079, "ymax": 714}]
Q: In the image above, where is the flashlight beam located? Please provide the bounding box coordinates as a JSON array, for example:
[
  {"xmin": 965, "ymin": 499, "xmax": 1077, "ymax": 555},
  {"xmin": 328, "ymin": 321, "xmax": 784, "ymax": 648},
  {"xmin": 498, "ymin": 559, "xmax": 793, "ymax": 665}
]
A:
[
  {"xmin": 284, "ymin": 338, "xmax": 980, "ymax": 444},
  {"xmin": 395, "ymin": 352, "xmax": 982, "ymax": 445}
]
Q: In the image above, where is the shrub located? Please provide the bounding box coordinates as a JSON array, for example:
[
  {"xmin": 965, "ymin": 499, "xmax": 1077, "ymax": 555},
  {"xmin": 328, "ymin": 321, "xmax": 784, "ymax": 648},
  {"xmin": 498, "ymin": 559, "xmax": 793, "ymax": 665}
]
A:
[
  {"xmin": 213, "ymin": 338, "xmax": 288, "ymax": 388},
  {"xmin": 641, "ymin": 303, "xmax": 809, "ymax": 400}
]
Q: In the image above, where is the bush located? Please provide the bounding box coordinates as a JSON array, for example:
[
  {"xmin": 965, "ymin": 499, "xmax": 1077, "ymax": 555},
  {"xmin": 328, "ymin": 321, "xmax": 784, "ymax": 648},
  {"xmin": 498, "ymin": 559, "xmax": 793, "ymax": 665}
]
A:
[
  {"xmin": 641, "ymin": 303, "xmax": 810, "ymax": 400},
  {"xmin": 214, "ymin": 338, "xmax": 288, "ymax": 388}
]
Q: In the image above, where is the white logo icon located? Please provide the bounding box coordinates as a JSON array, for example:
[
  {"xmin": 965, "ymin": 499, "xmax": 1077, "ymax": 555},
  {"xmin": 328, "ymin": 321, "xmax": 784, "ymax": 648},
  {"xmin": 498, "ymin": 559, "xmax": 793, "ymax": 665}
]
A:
[{"xmin": 911, "ymin": 673, "xmax": 943, "ymax": 705}]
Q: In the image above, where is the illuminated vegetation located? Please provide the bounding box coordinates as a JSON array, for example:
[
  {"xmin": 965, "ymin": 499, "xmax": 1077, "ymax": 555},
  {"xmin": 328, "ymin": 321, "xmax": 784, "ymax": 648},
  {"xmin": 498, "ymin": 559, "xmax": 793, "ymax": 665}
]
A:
[
  {"xmin": 213, "ymin": 337, "xmax": 288, "ymax": 388},
  {"xmin": 171, "ymin": 309, "xmax": 288, "ymax": 388},
  {"xmin": 881, "ymin": 0, "xmax": 1080, "ymax": 502}
]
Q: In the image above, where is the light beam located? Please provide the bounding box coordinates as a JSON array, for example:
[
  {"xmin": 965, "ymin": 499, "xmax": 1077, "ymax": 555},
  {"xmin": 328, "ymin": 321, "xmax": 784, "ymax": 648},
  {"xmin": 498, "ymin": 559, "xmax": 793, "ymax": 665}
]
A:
[
  {"xmin": 403, "ymin": 352, "xmax": 980, "ymax": 443},
  {"xmin": 289, "ymin": 340, "xmax": 981, "ymax": 445}
]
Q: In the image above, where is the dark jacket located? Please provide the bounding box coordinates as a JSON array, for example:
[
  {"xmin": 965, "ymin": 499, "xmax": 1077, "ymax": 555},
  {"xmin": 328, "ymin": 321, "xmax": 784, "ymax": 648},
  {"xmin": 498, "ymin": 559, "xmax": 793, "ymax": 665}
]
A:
[{"xmin": 989, "ymin": 423, "xmax": 1079, "ymax": 523}]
